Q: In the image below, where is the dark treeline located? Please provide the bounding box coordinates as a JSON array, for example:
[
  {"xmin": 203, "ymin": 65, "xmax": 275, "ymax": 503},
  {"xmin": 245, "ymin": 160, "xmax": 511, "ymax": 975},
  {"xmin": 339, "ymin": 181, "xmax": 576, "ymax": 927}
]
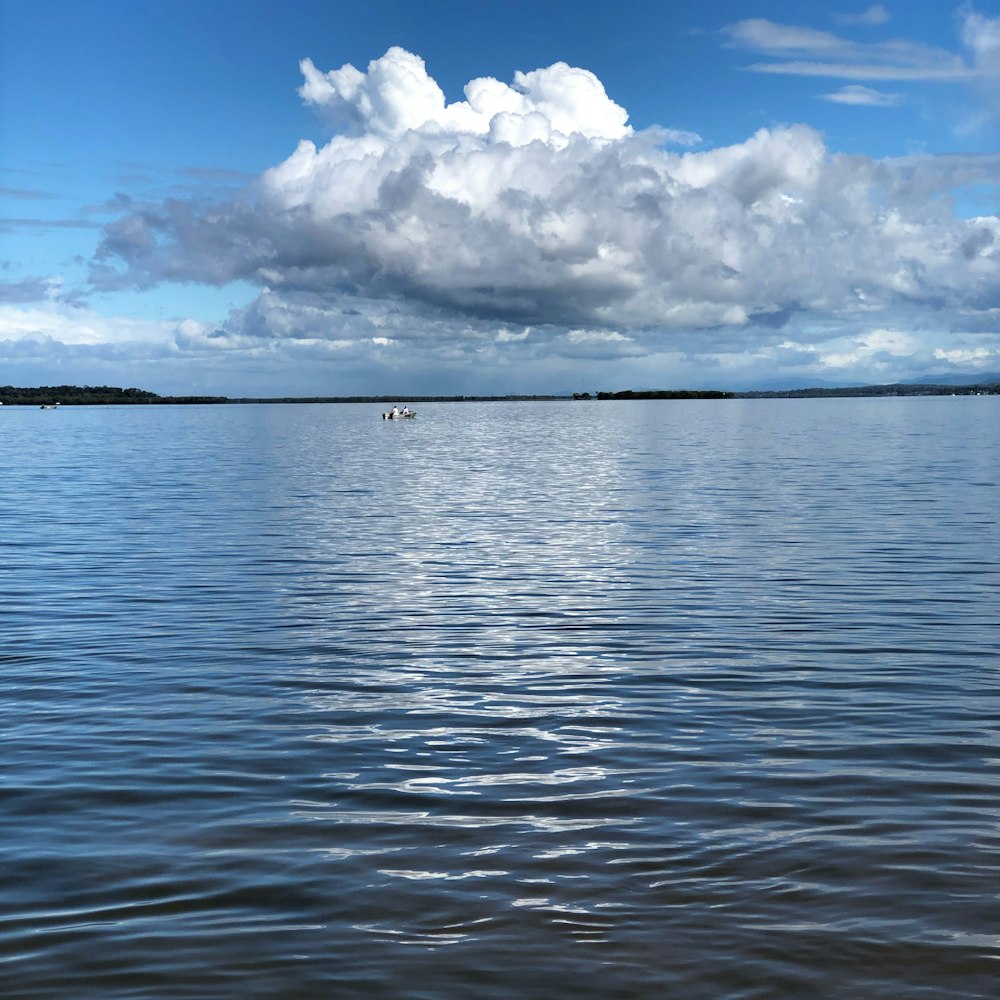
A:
[
  {"xmin": 231, "ymin": 394, "xmax": 569, "ymax": 404},
  {"xmin": 0, "ymin": 385, "xmax": 162, "ymax": 406},
  {"xmin": 589, "ymin": 389, "xmax": 734, "ymax": 400},
  {"xmin": 0, "ymin": 386, "xmax": 570, "ymax": 406},
  {"xmin": 0, "ymin": 385, "xmax": 229, "ymax": 406}
]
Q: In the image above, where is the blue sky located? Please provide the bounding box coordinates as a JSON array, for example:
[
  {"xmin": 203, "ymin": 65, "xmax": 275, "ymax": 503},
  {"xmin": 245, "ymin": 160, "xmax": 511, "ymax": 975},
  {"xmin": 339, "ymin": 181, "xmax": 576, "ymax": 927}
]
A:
[{"xmin": 2, "ymin": 0, "xmax": 999, "ymax": 395}]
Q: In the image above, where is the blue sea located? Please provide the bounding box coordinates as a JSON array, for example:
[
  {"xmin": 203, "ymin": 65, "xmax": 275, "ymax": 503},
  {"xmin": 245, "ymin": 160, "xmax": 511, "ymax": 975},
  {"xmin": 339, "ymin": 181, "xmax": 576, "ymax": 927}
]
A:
[{"xmin": 2, "ymin": 397, "xmax": 997, "ymax": 999}]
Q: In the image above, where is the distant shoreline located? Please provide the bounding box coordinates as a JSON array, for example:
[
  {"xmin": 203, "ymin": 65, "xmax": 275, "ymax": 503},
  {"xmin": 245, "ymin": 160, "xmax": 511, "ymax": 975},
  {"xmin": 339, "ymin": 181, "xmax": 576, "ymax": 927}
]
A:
[{"xmin": 1, "ymin": 382, "xmax": 997, "ymax": 406}]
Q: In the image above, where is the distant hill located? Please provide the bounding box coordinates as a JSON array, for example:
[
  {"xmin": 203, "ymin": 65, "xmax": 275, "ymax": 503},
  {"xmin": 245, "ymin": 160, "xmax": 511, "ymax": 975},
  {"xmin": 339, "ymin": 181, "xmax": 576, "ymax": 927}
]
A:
[
  {"xmin": 910, "ymin": 372, "xmax": 1000, "ymax": 386},
  {"xmin": 732, "ymin": 377, "xmax": 859, "ymax": 393},
  {"xmin": 734, "ymin": 380, "xmax": 999, "ymax": 399}
]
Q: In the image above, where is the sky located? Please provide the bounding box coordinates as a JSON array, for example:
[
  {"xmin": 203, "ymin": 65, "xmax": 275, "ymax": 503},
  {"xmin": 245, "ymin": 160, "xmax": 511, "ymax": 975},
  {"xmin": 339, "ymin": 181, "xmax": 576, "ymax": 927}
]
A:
[{"xmin": 2, "ymin": 0, "xmax": 1000, "ymax": 396}]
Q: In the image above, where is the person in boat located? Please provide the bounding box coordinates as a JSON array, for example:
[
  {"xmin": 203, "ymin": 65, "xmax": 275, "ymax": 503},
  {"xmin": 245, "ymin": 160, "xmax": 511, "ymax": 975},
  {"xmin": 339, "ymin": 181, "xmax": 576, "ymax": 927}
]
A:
[
  {"xmin": 390, "ymin": 404, "xmax": 400, "ymax": 417},
  {"xmin": 401, "ymin": 404, "xmax": 410, "ymax": 416}
]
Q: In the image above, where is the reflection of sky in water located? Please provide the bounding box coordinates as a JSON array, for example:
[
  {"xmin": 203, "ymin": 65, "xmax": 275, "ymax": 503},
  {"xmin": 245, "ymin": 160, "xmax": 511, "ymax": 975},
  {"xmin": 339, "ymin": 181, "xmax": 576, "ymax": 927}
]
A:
[
  {"xmin": 2, "ymin": 399, "xmax": 997, "ymax": 993},
  {"xmin": 233, "ymin": 399, "xmax": 1000, "ymax": 954}
]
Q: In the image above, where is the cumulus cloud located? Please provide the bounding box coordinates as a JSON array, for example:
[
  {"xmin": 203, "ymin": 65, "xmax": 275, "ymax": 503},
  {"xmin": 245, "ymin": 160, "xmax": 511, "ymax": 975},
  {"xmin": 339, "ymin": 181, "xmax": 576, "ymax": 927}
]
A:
[
  {"xmin": 85, "ymin": 45, "xmax": 1000, "ymax": 390},
  {"xmin": 298, "ymin": 46, "xmax": 631, "ymax": 144}
]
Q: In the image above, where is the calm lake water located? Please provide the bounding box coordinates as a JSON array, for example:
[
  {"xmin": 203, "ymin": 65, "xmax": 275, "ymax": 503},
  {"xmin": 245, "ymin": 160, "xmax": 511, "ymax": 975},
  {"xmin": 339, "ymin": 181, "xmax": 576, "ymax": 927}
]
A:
[{"xmin": 1, "ymin": 397, "xmax": 998, "ymax": 999}]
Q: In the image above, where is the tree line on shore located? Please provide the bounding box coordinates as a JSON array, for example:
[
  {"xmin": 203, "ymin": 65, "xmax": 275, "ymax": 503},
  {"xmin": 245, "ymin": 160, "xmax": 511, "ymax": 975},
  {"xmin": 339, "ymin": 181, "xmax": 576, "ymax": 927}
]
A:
[
  {"xmin": 0, "ymin": 385, "xmax": 227, "ymax": 406},
  {"xmin": 581, "ymin": 390, "xmax": 734, "ymax": 399}
]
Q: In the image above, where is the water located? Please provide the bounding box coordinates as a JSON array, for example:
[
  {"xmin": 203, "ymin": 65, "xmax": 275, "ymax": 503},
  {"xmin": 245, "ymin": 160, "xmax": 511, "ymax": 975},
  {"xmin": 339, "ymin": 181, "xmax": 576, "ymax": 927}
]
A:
[{"xmin": 1, "ymin": 397, "xmax": 997, "ymax": 999}]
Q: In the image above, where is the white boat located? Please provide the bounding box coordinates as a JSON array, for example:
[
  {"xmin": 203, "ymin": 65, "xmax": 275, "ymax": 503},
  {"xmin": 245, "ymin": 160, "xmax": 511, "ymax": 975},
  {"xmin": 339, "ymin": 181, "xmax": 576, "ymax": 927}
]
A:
[{"xmin": 382, "ymin": 409, "xmax": 416, "ymax": 420}]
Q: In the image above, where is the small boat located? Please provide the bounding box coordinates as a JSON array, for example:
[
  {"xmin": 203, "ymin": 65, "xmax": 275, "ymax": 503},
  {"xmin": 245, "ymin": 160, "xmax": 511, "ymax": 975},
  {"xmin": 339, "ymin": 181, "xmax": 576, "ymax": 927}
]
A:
[
  {"xmin": 382, "ymin": 409, "xmax": 416, "ymax": 420},
  {"xmin": 40, "ymin": 403, "xmax": 59, "ymax": 410}
]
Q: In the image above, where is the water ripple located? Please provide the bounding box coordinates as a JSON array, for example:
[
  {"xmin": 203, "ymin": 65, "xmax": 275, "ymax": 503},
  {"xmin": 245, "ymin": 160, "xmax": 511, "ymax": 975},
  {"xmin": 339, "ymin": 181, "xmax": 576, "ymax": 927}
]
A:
[{"xmin": 1, "ymin": 399, "xmax": 998, "ymax": 998}]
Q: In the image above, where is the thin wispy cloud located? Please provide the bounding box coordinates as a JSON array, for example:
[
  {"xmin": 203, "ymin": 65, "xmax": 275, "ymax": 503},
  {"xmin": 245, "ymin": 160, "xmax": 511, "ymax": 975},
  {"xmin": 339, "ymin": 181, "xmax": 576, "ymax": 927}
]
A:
[
  {"xmin": 0, "ymin": 217, "xmax": 101, "ymax": 232},
  {"xmin": 176, "ymin": 167, "xmax": 257, "ymax": 183},
  {"xmin": 723, "ymin": 14, "xmax": 975, "ymax": 83},
  {"xmin": 0, "ymin": 185, "xmax": 57, "ymax": 201},
  {"xmin": 820, "ymin": 84, "xmax": 902, "ymax": 106},
  {"xmin": 835, "ymin": 5, "xmax": 891, "ymax": 28}
]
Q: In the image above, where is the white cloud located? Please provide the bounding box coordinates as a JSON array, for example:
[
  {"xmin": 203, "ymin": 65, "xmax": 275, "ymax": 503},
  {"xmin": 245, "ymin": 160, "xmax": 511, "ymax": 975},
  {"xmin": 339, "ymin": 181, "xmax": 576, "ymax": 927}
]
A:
[
  {"xmin": 723, "ymin": 15, "xmax": 972, "ymax": 82},
  {"xmin": 298, "ymin": 46, "xmax": 630, "ymax": 145},
  {"xmin": 725, "ymin": 20, "xmax": 853, "ymax": 57},
  {"xmin": 0, "ymin": 302, "xmax": 173, "ymax": 347},
  {"xmin": 83, "ymin": 46, "xmax": 1000, "ymax": 392},
  {"xmin": 933, "ymin": 344, "xmax": 999, "ymax": 367},
  {"xmin": 568, "ymin": 328, "xmax": 629, "ymax": 343},
  {"xmin": 962, "ymin": 10, "xmax": 1000, "ymax": 77},
  {"xmin": 819, "ymin": 327, "xmax": 920, "ymax": 367},
  {"xmin": 961, "ymin": 9, "xmax": 1000, "ymax": 122},
  {"xmin": 562, "ymin": 327, "xmax": 640, "ymax": 359},
  {"xmin": 726, "ymin": 7, "xmax": 1000, "ymax": 105},
  {"xmin": 836, "ymin": 6, "xmax": 891, "ymax": 28},
  {"xmin": 820, "ymin": 84, "xmax": 901, "ymax": 106}
]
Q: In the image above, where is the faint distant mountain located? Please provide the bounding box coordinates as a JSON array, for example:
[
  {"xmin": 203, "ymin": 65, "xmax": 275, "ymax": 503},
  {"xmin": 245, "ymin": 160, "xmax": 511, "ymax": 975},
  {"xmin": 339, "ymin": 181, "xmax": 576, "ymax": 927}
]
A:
[
  {"xmin": 734, "ymin": 372, "xmax": 1000, "ymax": 394},
  {"xmin": 910, "ymin": 372, "xmax": 1000, "ymax": 386},
  {"xmin": 569, "ymin": 372, "xmax": 1000, "ymax": 398},
  {"xmin": 733, "ymin": 376, "xmax": 860, "ymax": 393}
]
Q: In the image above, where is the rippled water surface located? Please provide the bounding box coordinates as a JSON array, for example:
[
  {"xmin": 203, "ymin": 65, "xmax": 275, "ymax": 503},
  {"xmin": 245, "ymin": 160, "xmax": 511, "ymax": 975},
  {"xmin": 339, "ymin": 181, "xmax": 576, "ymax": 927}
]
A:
[{"xmin": 2, "ymin": 398, "xmax": 998, "ymax": 998}]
